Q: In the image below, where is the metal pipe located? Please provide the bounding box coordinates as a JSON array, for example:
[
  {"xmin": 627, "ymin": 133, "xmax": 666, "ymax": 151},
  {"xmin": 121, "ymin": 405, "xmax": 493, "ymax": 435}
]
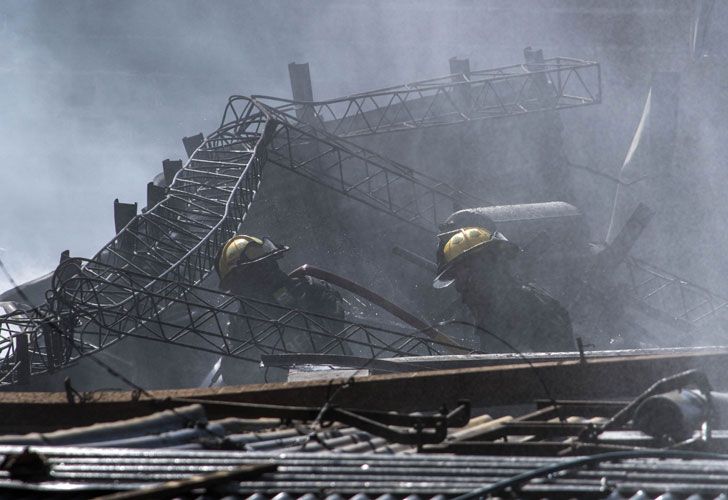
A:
[
  {"xmin": 78, "ymin": 422, "xmax": 227, "ymax": 449},
  {"xmin": 0, "ymin": 405, "xmax": 206, "ymax": 446}
]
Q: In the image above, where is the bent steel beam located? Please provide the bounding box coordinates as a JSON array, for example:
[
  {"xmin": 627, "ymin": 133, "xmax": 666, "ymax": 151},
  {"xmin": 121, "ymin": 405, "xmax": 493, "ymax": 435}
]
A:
[{"xmin": 2, "ymin": 348, "xmax": 728, "ymax": 430}]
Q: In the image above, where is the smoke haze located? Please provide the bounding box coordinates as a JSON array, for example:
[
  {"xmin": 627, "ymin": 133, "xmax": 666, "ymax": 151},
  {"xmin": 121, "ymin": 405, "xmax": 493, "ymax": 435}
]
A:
[{"xmin": 2, "ymin": 0, "xmax": 727, "ymax": 310}]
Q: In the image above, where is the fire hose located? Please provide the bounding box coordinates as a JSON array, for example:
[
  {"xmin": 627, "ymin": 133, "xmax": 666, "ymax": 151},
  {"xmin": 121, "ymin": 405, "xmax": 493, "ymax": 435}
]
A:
[{"xmin": 288, "ymin": 265, "xmax": 469, "ymax": 354}]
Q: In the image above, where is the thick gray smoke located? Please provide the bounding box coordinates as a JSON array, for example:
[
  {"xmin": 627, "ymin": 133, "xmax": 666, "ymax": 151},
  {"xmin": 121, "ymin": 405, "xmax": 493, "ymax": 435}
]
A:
[
  {"xmin": 0, "ymin": 3, "xmax": 686, "ymax": 277},
  {"xmin": 2, "ymin": 1, "xmax": 728, "ymax": 359}
]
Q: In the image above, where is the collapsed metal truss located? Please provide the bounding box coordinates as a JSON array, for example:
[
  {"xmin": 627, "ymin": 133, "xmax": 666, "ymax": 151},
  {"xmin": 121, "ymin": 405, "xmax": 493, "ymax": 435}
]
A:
[
  {"xmin": 0, "ymin": 258, "xmax": 464, "ymax": 385},
  {"xmin": 0, "ymin": 58, "xmax": 601, "ymax": 386},
  {"xmin": 3, "ymin": 53, "xmax": 727, "ymax": 386},
  {"xmin": 623, "ymin": 257, "xmax": 728, "ymax": 337},
  {"xmin": 255, "ymin": 57, "xmax": 601, "ymax": 137},
  {"xmin": 222, "ymin": 98, "xmax": 477, "ymax": 231}
]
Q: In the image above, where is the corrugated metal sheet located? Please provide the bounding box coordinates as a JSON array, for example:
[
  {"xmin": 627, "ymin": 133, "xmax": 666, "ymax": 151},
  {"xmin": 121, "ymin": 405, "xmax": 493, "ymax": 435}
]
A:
[
  {"xmin": 4, "ymin": 383, "xmax": 728, "ymax": 498},
  {"xmin": 3, "ymin": 447, "xmax": 728, "ymax": 498}
]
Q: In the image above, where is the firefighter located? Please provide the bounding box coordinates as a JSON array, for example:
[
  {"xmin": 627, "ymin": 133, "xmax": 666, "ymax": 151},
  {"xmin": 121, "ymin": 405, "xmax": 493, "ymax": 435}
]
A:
[
  {"xmin": 214, "ymin": 234, "xmax": 347, "ymax": 384},
  {"xmin": 433, "ymin": 227, "xmax": 575, "ymax": 353}
]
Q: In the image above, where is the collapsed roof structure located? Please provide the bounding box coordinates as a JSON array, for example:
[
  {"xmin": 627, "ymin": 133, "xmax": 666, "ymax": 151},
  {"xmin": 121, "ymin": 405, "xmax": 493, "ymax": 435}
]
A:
[
  {"xmin": 3, "ymin": 5, "xmax": 728, "ymax": 493},
  {"xmin": 0, "ymin": 52, "xmax": 608, "ymax": 389}
]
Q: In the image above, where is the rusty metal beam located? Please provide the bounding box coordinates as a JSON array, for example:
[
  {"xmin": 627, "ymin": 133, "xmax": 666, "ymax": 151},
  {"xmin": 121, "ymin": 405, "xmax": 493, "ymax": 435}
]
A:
[{"xmin": 1, "ymin": 348, "xmax": 728, "ymax": 433}]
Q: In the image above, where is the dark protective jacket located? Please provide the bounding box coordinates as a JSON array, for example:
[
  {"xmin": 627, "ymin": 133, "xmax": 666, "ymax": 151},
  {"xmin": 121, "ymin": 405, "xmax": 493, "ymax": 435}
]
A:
[
  {"xmin": 271, "ymin": 276, "xmax": 345, "ymax": 320},
  {"xmin": 472, "ymin": 282, "xmax": 575, "ymax": 353},
  {"xmin": 221, "ymin": 275, "xmax": 347, "ymax": 384},
  {"xmin": 267, "ymin": 275, "xmax": 347, "ymax": 353}
]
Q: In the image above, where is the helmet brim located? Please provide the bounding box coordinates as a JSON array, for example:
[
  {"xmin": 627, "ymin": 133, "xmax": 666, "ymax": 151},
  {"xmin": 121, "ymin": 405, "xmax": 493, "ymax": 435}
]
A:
[{"xmin": 431, "ymin": 235, "xmax": 519, "ymax": 289}]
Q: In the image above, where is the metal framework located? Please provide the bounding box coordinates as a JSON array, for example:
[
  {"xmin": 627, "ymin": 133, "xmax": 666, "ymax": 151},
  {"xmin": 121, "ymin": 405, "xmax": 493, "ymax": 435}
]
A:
[
  {"xmin": 0, "ymin": 258, "xmax": 467, "ymax": 385},
  {"xmin": 0, "ymin": 57, "xmax": 601, "ymax": 386},
  {"xmin": 623, "ymin": 257, "xmax": 728, "ymax": 337},
  {"xmin": 223, "ymin": 98, "xmax": 478, "ymax": 231},
  {"xmin": 2, "ymin": 53, "xmax": 726, "ymax": 386},
  {"xmin": 255, "ymin": 57, "xmax": 601, "ymax": 137}
]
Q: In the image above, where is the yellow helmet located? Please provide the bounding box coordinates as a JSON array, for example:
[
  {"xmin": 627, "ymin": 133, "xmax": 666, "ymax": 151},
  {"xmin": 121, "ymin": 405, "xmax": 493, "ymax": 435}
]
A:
[
  {"xmin": 433, "ymin": 226, "xmax": 518, "ymax": 288},
  {"xmin": 215, "ymin": 234, "xmax": 289, "ymax": 290}
]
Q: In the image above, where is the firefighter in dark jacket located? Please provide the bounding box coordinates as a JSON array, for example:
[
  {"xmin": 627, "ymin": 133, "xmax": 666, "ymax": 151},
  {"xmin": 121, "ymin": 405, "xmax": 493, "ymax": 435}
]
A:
[
  {"xmin": 434, "ymin": 227, "xmax": 575, "ymax": 353},
  {"xmin": 215, "ymin": 234, "xmax": 347, "ymax": 384}
]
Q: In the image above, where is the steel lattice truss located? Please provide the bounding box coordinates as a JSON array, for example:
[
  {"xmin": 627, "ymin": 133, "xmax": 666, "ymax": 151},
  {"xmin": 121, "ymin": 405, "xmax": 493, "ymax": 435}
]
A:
[
  {"xmin": 623, "ymin": 257, "xmax": 728, "ymax": 337},
  {"xmin": 0, "ymin": 259, "xmax": 461, "ymax": 385},
  {"xmin": 254, "ymin": 57, "xmax": 601, "ymax": 137},
  {"xmin": 0, "ymin": 58, "xmax": 602, "ymax": 386}
]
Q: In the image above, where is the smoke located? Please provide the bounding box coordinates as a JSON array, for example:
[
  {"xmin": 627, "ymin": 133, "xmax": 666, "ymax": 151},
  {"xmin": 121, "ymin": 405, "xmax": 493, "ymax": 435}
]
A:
[{"xmin": 2, "ymin": 1, "xmax": 728, "ymax": 367}]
